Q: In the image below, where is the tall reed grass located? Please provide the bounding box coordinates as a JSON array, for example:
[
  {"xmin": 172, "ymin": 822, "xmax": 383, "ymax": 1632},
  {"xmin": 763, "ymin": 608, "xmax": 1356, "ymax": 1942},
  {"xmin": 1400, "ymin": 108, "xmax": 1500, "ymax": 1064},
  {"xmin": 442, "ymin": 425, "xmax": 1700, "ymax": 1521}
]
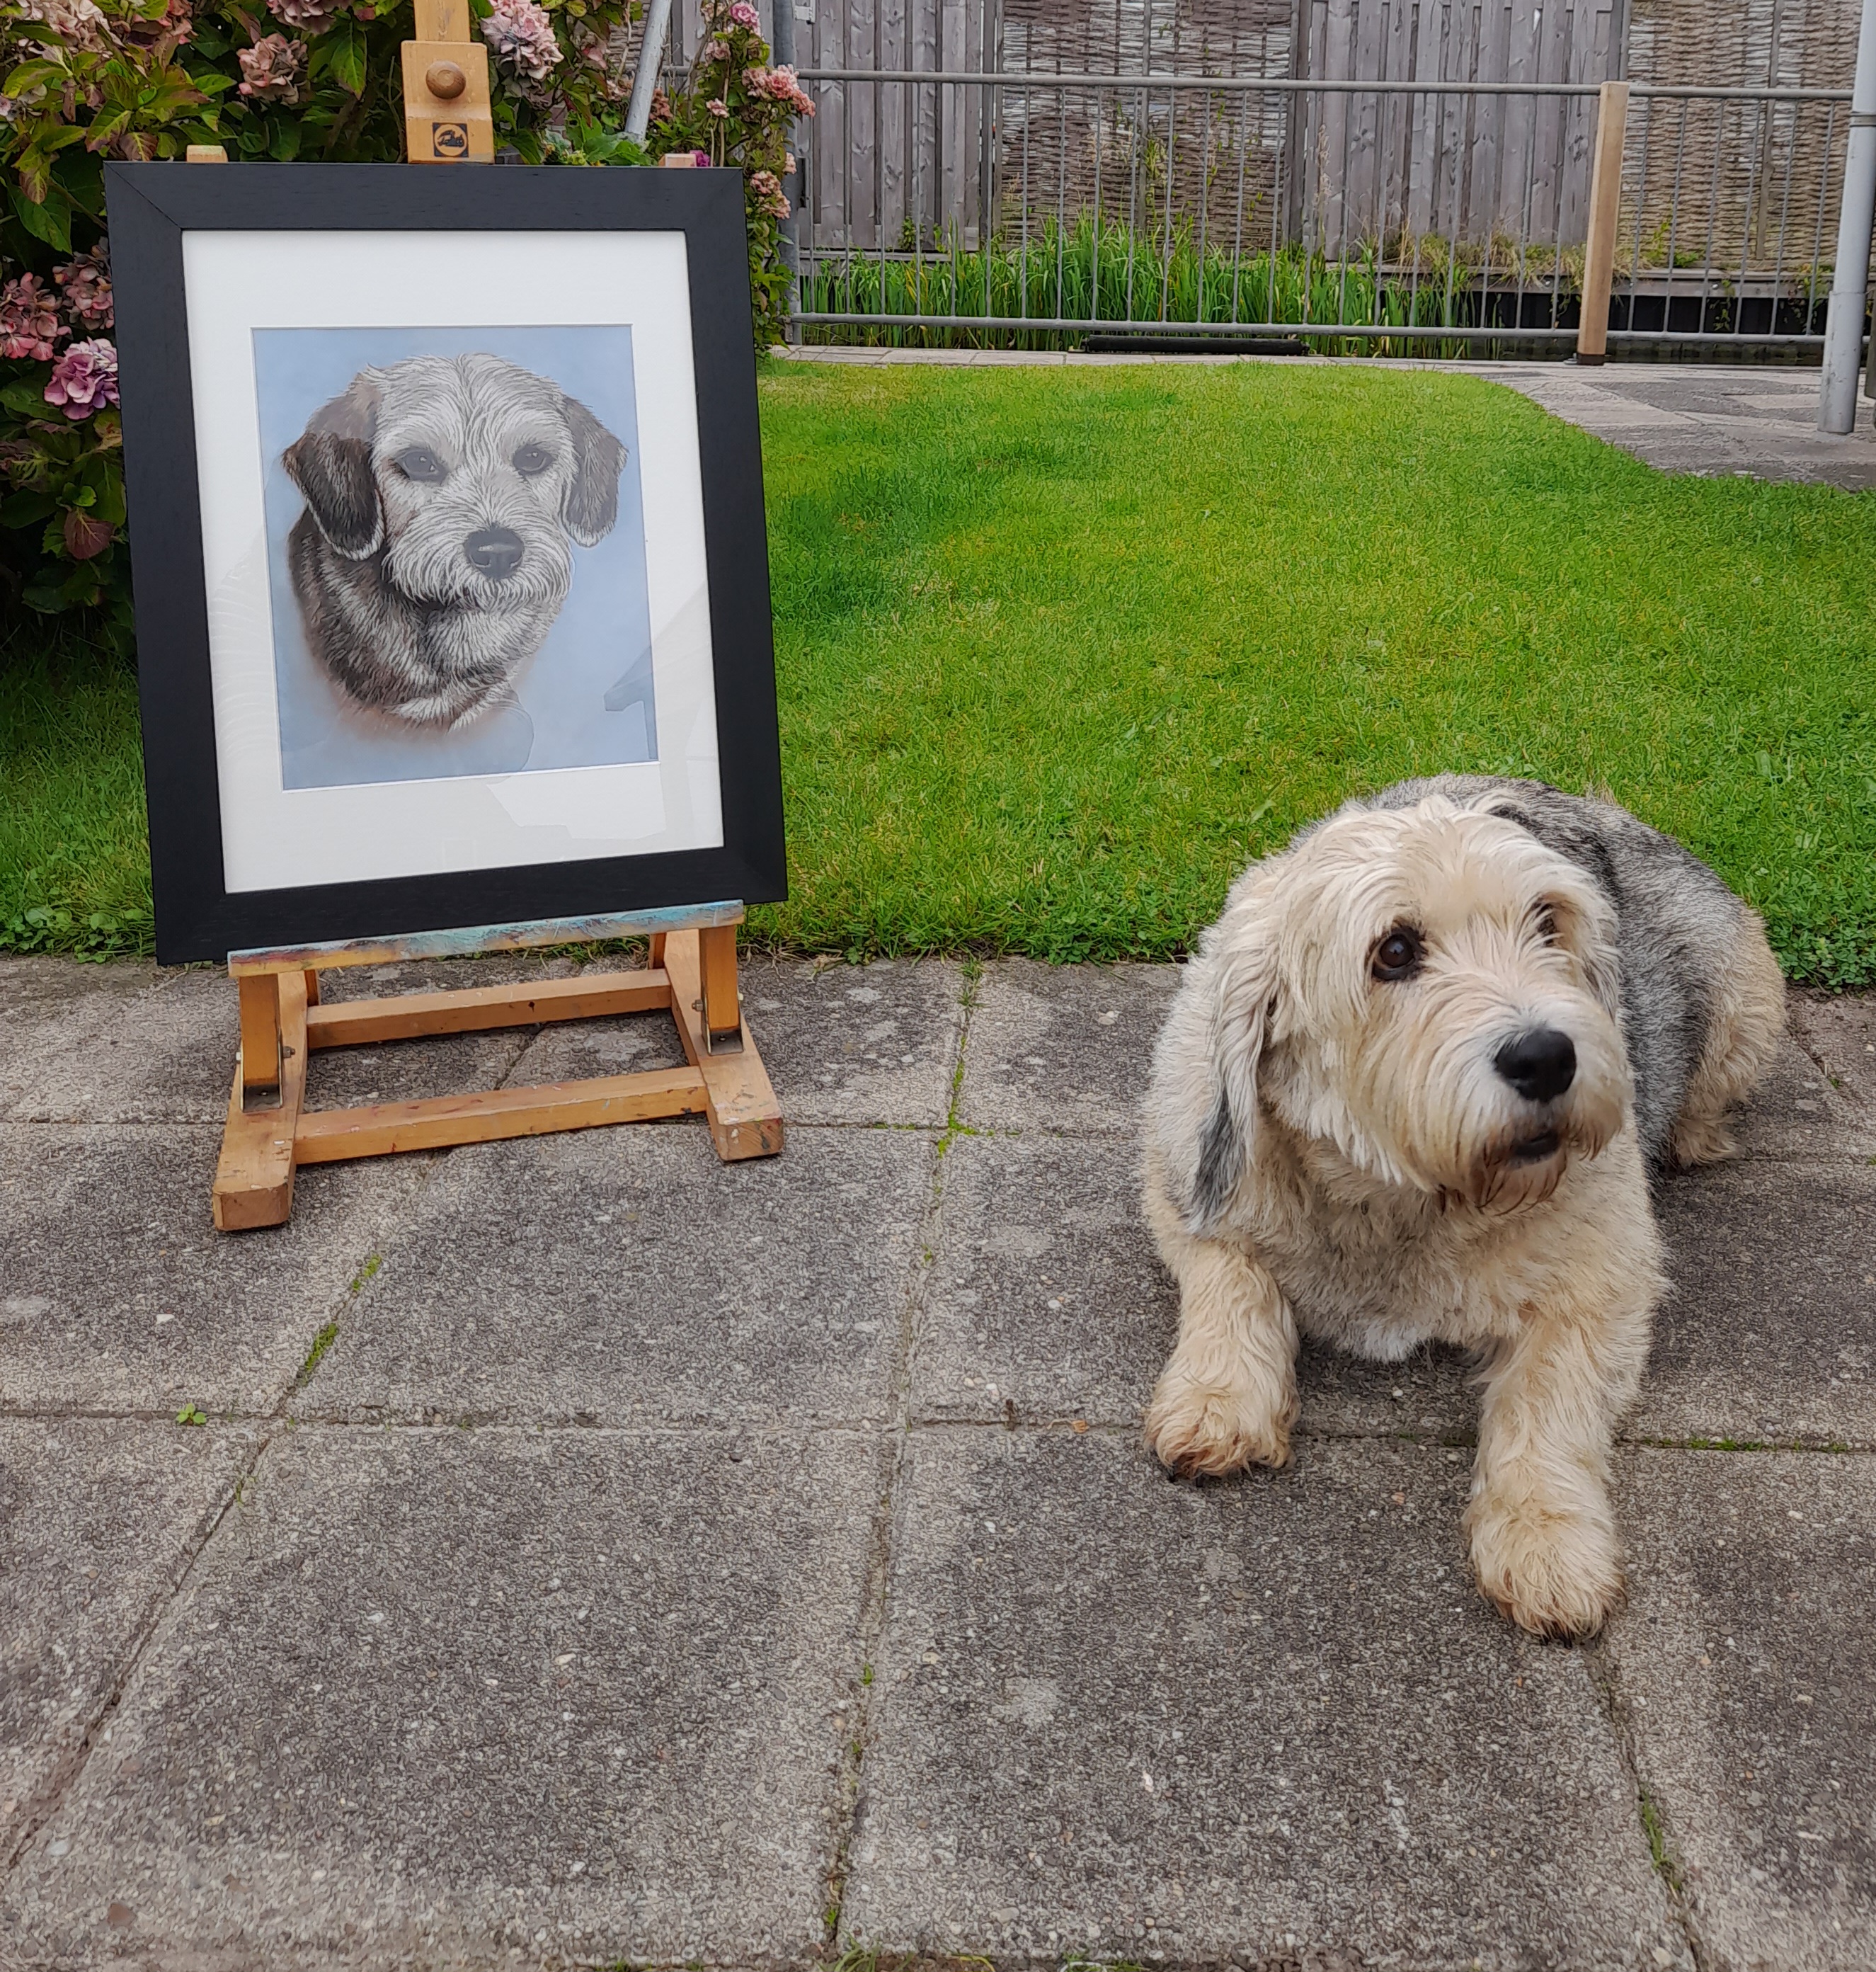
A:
[{"xmin": 799, "ymin": 216, "xmax": 1580, "ymax": 353}]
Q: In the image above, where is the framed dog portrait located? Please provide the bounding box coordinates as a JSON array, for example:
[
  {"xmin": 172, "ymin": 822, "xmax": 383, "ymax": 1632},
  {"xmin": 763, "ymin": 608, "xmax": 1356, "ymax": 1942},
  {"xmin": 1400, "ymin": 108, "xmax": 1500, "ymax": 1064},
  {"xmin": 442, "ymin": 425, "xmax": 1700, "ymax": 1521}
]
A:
[{"xmin": 108, "ymin": 164, "xmax": 784, "ymax": 965}]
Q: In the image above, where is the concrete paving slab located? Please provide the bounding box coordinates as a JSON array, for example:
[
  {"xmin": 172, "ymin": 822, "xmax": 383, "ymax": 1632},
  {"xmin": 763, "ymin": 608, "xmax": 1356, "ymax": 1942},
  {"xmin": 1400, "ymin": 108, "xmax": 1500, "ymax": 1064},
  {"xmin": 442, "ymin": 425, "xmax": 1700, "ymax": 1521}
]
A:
[
  {"xmin": 302, "ymin": 1122, "xmax": 932, "ymax": 1427},
  {"xmin": 2, "ymin": 1424, "xmax": 882, "ymax": 1968},
  {"xmin": 513, "ymin": 956, "xmax": 965, "ymax": 1128},
  {"xmin": 0, "ymin": 960, "xmax": 233, "ymax": 1127},
  {"xmin": 1605, "ymin": 1448, "xmax": 1876, "ymax": 1971},
  {"xmin": 842, "ymin": 1426, "xmax": 1683, "ymax": 1968},
  {"xmin": 1634, "ymin": 1161, "xmax": 1876, "ymax": 1447},
  {"xmin": 0, "ymin": 1127, "xmax": 429, "ymax": 1418},
  {"xmin": 958, "ymin": 959, "xmax": 1177, "ymax": 1135},
  {"xmin": 1, "ymin": 1420, "xmax": 256, "ymax": 1859},
  {"xmin": 1731, "ymin": 1034, "xmax": 1875, "ymax": 1163},
  {"xmin": 911, "ymin": 1132, "xmax": 1472, "ymax": 1436},
  {"xmin": 1789, "ymin": 990, "xmax": 1876, "ymax": 1116},
  {"xmin": 733, "ymin": 956, "xmax": 964, "ymax": 1127}
]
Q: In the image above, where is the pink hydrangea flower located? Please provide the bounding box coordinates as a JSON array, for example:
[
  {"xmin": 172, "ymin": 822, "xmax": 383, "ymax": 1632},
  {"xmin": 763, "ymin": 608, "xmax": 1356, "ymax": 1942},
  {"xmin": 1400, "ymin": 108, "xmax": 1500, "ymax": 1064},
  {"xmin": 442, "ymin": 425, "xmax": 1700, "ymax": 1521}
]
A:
[
  {"xmin": 17, "ymin": 0, "xmax": 110, "ymax": 52},
  {"xmin": 481, "ymin": 0, "xmax": 559, "ymax": 81},
  {"xmin": 43, "ymin": 338, "xmax": 118, "ymax": 420},
  {"xmin": 237, "ymin": 33, "xmax": 307, "ymax": 102},
  {"xmin": 706, "ymin": 96, "xmax": 728, "ymax": 118},
  {"xmin": 763, "ymin": 64, "xmax": 814, "ymax": 115},
  {"xmin": 726, "ymin": 1, "xmax": 760, "ymax": 27},
  {"xmin": 748, "ymin": 169, "xmax": 789, "ymax": 218},
  {"xmin": 0, "ymin": 273, "xmax": 67, "ymax": 362},
  {"xmin": 54, "ymin": 246, "xmax": 112, "ymax": 332},
  {"xmin": 266, "ymin": 0, "xmax": 343, "ymax": 30}
]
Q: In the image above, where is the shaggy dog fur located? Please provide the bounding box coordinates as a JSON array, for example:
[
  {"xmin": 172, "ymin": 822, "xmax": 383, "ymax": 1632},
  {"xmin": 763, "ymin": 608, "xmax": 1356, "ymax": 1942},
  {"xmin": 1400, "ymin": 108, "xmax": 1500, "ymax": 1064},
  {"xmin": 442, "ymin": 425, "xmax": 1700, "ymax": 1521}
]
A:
[
  {"xmin": 283, "ymin": 353, "xmax": 627, "ymax": 729},
  {"xmin": 1142, "ymin": 775, "xmax": 1785, "ymax": 1637}
]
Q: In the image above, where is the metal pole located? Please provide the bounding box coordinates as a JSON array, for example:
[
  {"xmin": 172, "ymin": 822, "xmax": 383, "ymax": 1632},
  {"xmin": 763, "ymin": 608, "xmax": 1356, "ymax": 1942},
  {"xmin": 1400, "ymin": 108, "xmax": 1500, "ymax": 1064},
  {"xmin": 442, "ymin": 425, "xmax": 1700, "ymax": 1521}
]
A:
[
  {"xmin": 624, "ymin": 0, "xmax": 675, "ymax": 143},
  {"xmin": 1818, "ymin": 0, "xmax": 1876, "ymax": 432}
]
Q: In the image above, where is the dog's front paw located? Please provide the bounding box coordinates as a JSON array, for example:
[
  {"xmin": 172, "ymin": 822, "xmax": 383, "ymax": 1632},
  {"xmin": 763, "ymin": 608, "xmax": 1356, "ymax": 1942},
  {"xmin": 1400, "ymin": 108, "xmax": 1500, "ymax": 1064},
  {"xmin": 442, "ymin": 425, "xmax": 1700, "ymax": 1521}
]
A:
[
  {"xmin": 1467, "ymin": 1498, "xmax": 1624, "ymax": 1638},
  {"xmin": 1144, "ymin": 1362, "xmax": 1295, "ymax": 1477}
]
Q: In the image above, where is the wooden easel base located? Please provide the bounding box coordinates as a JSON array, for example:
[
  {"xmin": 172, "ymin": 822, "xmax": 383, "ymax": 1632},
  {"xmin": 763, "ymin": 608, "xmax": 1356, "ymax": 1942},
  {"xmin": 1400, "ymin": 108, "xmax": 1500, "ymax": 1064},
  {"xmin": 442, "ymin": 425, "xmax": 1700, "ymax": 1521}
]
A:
[{"xmin": 212, "ymin": 928, "xmax": 782, "ymax": 1232}]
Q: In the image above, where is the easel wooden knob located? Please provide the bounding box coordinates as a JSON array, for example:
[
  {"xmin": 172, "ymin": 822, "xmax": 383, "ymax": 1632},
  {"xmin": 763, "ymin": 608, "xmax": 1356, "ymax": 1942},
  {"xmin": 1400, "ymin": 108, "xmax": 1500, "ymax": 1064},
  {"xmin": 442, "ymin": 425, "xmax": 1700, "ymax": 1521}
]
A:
[{"xmin": 402, "ymin": 0, "xmax": 493, "ymax": 164}]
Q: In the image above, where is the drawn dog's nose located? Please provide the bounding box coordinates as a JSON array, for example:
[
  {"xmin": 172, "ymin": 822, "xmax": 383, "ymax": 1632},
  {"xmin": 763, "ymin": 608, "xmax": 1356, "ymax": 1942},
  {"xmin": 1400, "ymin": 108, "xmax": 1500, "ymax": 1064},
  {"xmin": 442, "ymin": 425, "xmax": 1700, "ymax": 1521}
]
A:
[
  {"xmin": 1494, "ymin": 1027, "xmax": 1577, "ymax": 1102},
  {"xmin": 464, "ymin": 526, "xmax": 524, "ymax": 579}
]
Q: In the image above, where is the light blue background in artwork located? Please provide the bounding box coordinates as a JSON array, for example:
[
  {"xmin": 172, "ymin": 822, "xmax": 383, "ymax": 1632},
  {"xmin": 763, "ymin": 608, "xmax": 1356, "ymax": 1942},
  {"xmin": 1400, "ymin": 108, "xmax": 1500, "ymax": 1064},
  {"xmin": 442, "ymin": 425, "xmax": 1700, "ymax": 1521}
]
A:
[{"xmin": 253, "ymin": 324, "xmax": 656, "ymax": 791}]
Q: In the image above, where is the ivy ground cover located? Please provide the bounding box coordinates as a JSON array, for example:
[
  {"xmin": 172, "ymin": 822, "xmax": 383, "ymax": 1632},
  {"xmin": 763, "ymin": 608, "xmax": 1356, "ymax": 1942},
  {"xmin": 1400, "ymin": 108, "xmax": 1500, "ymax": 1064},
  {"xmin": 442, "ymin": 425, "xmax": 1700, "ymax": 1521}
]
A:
[{"xmin": 6, "ymin": 360, "xmax": 1875, "ymax": 981}]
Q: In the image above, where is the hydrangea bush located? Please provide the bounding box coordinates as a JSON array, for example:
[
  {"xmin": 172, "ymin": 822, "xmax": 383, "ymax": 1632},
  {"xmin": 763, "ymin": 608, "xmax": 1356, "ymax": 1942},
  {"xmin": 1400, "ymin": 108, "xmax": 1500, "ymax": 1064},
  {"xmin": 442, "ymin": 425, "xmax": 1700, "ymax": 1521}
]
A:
[{"xmin": 0, "ymin": 0, "xmax": 803, "ymax": 649}]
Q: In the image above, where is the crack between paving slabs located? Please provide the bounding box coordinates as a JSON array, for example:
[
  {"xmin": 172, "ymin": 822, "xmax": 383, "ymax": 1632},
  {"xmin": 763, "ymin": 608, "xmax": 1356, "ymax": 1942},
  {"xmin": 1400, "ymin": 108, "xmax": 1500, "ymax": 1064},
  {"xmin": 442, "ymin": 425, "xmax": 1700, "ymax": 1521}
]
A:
[
  {"xmin": 1582, "ymin": 1622, "xmax": 1713, "ymax": 1972},
  {"xmin": 818, "ymin": 959, "xmax": 980, "ymax": 1950},
  {"xmin": 0, "ymin": 1421, "xmax": 270, "ymax": 1877}
]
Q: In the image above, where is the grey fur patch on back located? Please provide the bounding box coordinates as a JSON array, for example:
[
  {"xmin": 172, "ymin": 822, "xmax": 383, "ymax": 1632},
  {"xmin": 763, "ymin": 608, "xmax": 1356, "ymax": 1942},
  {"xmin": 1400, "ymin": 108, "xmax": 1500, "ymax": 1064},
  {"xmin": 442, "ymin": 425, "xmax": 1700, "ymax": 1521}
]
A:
[{"xmin": 1330, "ymin": 775, "xmax": 1748, "ymax": 1168}]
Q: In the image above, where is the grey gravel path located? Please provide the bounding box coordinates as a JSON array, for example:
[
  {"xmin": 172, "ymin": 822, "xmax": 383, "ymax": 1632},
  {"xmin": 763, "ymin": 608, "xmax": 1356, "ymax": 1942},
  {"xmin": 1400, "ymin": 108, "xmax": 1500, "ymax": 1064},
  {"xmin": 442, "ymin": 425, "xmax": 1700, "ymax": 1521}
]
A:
[
  {"xmin": 783, "ymin": 347, "xmax": 1876, "ymax": 489},
  {"xmin": 1, "ymin": 953, "xmax": 1872, "ymax": 1972}
]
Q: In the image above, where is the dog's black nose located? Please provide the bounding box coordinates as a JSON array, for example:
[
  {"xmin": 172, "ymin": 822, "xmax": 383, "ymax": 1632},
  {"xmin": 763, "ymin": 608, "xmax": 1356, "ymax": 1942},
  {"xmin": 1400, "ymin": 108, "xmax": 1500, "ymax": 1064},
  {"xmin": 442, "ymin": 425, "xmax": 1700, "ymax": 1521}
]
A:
[
  {"xmin": 464, "ymin": 527, "xmax": 524, "ymax": 579},
  {"xmin": 1494, "ymin": 1027, "xmax": 1577, "ymax": 1102}
]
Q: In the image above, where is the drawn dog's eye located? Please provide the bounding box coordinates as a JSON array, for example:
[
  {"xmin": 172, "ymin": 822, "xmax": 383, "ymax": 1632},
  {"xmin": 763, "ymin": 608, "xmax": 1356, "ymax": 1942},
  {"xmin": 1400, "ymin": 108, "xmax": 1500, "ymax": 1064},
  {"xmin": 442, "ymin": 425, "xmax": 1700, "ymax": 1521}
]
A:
[
  {"xmin": 513, "ymin": 442, "xmax": 553, "ymax": 477},
  {"xmin": 394, "ymin": 447, "xmax": 447, "ymax": 483},
  {"xmin": 1371, "ymin": 926, "xmax": 1423, "ymax": 982}
]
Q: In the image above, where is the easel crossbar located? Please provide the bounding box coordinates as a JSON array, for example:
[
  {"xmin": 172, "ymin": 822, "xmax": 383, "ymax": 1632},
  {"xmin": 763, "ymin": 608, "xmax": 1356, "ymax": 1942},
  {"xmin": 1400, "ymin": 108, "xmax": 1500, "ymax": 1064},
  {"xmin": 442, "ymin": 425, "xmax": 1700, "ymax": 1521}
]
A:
[
  {"xmin": 306, "ymin": 969, "xmax": 672, "ymax": 1047},
  {"xmin": 294, "ymin": 1066, "xmax": 709, "ymax": 1162}
]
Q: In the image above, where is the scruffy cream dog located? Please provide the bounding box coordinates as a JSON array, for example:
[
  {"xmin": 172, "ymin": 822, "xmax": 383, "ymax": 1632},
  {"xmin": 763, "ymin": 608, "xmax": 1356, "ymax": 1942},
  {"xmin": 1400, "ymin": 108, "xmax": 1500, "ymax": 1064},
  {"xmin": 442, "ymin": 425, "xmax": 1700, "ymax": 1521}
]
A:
[
  {"xmin": 284, "ymin": 353, "xmax": 626, "ymax": 728},
  {"xmin": 1143, "ymin": 775, "xmax": 1784, "ymax": 1638}
]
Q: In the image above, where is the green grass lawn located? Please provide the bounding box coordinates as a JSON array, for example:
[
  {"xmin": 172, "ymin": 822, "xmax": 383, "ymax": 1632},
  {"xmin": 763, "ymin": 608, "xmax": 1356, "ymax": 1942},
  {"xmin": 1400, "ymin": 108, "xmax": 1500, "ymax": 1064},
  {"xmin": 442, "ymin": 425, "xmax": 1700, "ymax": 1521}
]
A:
[{"xmin": 5, "ymin": 360, "xmax": 1875, "ymax": 980}]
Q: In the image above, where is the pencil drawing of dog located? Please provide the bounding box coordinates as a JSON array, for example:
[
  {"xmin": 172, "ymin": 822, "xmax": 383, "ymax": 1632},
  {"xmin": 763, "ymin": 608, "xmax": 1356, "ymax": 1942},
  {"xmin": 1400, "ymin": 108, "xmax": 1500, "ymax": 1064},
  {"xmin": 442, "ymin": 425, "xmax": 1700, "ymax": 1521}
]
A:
[
  {"xmin": 283, "ymin": 353, "xmax": 627, "ymax": 727},
  {"xmin": 1142, "ymin": 775, "xmax": 1784, "ymax": 1638}
]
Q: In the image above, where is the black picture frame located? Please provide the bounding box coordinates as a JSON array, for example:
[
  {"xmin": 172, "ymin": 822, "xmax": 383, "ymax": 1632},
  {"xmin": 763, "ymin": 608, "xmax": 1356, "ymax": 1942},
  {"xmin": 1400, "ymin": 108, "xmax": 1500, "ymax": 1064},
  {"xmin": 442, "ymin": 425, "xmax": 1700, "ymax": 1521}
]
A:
[{"xmin": 107, "ymin": 161, "xmax": 786, "ymax": 966}]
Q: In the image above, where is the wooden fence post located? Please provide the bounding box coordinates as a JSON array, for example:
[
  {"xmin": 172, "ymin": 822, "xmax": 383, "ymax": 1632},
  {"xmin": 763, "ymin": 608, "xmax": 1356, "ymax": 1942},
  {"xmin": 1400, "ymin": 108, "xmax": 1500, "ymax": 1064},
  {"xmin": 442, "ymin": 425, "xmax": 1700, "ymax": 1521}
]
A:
[{"xmin": 1577, "ymin": 80, "xmax": 1630, "ymax": 367}]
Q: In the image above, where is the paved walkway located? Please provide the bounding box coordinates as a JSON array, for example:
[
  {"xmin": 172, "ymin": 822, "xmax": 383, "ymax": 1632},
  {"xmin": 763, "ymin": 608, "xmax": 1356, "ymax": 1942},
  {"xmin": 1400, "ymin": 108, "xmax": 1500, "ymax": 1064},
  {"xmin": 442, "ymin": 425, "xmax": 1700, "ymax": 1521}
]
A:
[
  {"xmin": 784, "ymin": 346, "xmax": 1876, "ymax": 489},
  {"xmin": 1, "ymin": 953, "xmax": 1873, "ymax": 1971}
]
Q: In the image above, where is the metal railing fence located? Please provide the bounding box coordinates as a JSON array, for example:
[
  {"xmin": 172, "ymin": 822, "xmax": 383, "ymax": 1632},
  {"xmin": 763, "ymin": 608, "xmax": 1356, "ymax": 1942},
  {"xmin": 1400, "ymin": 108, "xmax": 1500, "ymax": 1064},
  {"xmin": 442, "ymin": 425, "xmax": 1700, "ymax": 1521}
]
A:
[{"xmin": 789, "ymin": 69, "xmax": 1853, "ymax": 353}]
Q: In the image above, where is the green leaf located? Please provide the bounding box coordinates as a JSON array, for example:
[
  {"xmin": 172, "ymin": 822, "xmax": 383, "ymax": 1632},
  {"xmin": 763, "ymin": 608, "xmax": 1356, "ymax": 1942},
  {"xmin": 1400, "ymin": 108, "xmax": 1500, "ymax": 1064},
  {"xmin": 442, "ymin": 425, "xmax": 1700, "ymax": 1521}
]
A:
[
  {"xmin": 0, "ymin": 377, "xmax": 52, "ymax": 416},
  {"xmin": 270, "ymin": 114, "xmax": 302, "ymax": 161},
  {"xmin": 1, "ymin": 490, "xmax": 56, "ymax": 528},
  {"xmin": 328, "ymin": 18, "xmax": 367, "ymax": 96},
  {"xmin": 2, "ymin": 57, "xmax": 67, "ymax": 96},
  {"xmin": 8, "ymin": 179, "xmax": 71, "ymax": 251}
]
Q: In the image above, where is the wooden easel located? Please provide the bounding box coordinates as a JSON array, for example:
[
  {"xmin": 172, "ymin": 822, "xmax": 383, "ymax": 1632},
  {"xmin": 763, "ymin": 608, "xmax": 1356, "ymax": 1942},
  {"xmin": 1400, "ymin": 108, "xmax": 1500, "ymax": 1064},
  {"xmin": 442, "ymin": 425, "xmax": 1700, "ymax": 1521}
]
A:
[{"xmin": 212, "ymin": 906, "xmax": 783, "ymax": 1231}]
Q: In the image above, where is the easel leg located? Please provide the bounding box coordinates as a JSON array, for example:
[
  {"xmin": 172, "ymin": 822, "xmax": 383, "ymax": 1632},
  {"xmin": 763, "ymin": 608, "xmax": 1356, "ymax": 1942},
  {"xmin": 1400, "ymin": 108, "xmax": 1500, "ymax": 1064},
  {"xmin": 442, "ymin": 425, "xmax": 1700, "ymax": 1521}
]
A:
[
  {"xmin": 239, "ymin": 974, "xmax": 282, "ymax": 1091},
  {"xmin": 215, "ymin": 971, "xmax": 309, "ymax": 1231},
  {"xmin": 699, "ymin": 923, "xmax": 741, "ymax": 1049},
  {"xmin": 664, "ymin": 929, "xmax": 784, "ymax": 1161}
]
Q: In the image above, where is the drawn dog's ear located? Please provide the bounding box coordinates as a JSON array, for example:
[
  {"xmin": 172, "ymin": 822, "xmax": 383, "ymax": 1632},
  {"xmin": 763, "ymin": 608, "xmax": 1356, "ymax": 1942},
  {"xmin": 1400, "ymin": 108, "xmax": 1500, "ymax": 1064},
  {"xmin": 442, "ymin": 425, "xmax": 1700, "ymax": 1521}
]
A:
[
  {"xmin": 559, "ymin": 393, "xmax": 626, "ymax": 547},
  {"xmin": 1162, "ymin": 899, "xmax": 1279, "ymax": 1238},
  {"xmin": 283, "ymin": 374, "xmax": 383, "ymax": 559}
]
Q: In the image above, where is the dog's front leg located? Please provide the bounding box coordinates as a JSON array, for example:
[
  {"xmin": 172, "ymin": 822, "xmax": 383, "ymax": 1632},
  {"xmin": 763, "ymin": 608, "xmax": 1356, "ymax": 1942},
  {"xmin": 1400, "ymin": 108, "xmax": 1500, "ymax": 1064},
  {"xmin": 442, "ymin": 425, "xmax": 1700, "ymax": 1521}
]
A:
[
  {"xmin": 1465, "ymin": 1296, "xmax": 1649, "ymax": 1639},
  {"xmin": 1142, "ymin": 1176, "xmax": 1298, "ymax": 1476}
]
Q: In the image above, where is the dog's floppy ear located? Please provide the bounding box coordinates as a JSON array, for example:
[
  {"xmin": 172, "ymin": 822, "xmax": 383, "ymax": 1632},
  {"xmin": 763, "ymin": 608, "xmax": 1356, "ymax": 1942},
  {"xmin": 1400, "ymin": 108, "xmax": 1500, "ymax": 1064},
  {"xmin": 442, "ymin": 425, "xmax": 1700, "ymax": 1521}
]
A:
[
  {"xmin": 283, "ymin": 374, "xmax": 383, "ymax": 559},
  {"xmin": 1157, "ymin": 896, "xmax": 1279, "ymax": 1238},
  {"xmin": 559, "ymin": 393, "xmax": 626, "ymax": 547},
  {"xmin": 1487, "ymin": 795, "xmax": 1625, "ymax": 1022}
]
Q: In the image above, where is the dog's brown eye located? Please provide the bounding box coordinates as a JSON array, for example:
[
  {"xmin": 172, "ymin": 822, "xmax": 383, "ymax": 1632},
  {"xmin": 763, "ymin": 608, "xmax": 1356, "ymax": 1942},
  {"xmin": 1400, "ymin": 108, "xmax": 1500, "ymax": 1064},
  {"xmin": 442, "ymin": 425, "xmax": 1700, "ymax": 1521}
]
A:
[
  {"xmin": 395, "ymin": 447, "xmax": 446, "ymax": 483},
  {"xmin": 513, "ymin": 443, "xmax": 552, "ymax": 476},
  {"xmin": 1372, "ymin": 928, "xmax": 1422, "ymax": 981},
  {"xmin": 1535, "ymin": 904, "xmax": 1561, "ymax": 943}
]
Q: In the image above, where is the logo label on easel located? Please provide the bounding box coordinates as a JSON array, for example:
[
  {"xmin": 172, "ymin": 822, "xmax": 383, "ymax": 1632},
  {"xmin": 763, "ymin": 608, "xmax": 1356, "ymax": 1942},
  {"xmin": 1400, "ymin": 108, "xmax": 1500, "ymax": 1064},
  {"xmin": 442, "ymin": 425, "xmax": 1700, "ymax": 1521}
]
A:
[{"xmin": 430, "ymin": 122, "xmax": 469, "ymax": 158}]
